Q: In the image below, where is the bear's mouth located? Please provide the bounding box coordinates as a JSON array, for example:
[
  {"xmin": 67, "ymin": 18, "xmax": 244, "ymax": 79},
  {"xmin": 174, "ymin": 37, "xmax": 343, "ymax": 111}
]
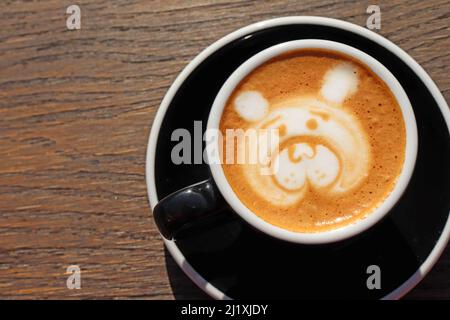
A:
[
  {"xmin": 267, "ymin": 135, "xmax": 344, "ymax": 193},
  {"xmin": 232, "ymin": 97, "xmax": 372, "ymax": 206}
]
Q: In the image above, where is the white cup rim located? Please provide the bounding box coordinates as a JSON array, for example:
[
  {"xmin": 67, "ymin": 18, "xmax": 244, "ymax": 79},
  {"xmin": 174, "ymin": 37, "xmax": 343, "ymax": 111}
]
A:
[{"xmin": 207, "ymin": 39, "xmax": 418, "ymax": 244}]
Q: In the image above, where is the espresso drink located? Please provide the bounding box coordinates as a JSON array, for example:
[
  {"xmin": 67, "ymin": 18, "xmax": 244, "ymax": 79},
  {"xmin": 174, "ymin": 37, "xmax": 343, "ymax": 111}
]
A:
[{"xmin": 220, "ymin": 49, "xmax": 406, "ymax": 233}]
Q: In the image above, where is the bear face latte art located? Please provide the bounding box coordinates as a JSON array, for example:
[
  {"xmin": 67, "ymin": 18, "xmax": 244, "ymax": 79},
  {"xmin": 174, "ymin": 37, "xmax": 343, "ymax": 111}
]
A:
[{"xmin": 219, "ymin": 49, "xmax": 406, "ymax": 233}]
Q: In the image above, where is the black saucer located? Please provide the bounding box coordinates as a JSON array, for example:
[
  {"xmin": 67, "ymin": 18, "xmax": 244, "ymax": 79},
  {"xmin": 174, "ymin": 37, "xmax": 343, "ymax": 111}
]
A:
[{"xmin": 148, "ymin": 19, "xmax": 450, "ymax": 299}]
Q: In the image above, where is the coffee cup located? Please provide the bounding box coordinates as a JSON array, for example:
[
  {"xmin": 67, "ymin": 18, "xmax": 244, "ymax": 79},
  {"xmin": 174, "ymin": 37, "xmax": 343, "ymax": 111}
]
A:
[{"xmin": 153, "ymin": 39, "xmax": 418, "ymax": 244}]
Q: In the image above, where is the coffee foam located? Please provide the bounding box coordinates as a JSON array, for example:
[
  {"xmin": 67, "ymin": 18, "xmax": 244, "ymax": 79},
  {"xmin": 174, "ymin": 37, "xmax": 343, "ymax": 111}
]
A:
[
  {"xmin": 274, "ymin": 143, "xmax": 340, "ymax": 190},
  {"xmin": 220, "ymin": 49, "xmax": 406, "ymax": 232},
  {"xmin": 237, "ymin": 97, "xmax": 371, "ymax": 206},
  {"xmin": 321, "ymin": 63, "xmax": 358, "ymax": 104},
  {"xmin": 234, "ymin": 90, "xmax": 269, "ymax": 122}
]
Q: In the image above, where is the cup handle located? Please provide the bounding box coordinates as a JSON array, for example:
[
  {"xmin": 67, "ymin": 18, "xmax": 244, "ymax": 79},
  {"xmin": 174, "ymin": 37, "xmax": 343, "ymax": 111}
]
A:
[{"xmin": 153, "ymin": 178, "xmax": 227, "ymax": 240}]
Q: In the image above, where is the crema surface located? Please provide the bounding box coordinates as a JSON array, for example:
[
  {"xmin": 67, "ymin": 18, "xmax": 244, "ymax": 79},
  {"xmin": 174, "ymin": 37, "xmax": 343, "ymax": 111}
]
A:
[{"xmin": 220, "ymin": 49, "xmax": 406, "ymax": 232}]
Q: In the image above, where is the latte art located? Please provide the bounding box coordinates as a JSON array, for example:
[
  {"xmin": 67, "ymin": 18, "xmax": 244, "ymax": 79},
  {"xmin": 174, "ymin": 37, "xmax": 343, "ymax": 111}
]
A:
[
  {"xmin": 237, "ymin": 96, "xmax": 371, "ymax": 206},
  {"xmin": 220, "ymin": 49, "xmax": 406, "ymax": 232}
]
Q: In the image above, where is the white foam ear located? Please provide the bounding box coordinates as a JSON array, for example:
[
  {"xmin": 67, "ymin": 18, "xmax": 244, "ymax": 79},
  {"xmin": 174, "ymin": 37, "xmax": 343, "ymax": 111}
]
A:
[
  {"xmin": 234, "ymin": 91, "xmax": 269, "ymax": 122},
  {"xmin": 321, "ymin": 63, "xmax": 358, "ymax": 104}
]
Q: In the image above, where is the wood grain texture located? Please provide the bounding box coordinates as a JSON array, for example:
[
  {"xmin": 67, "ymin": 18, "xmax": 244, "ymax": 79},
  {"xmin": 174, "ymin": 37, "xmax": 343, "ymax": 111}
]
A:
[{"xmin": 0, "ymin": 0, "xmax": 448, "ymax": 299}]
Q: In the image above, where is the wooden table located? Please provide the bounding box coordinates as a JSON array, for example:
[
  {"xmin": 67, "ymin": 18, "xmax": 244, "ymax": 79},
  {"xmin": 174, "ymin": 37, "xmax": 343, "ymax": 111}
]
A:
[{"xmin": 0, "ymin": 0, "xmax": 448, "ymax": 299}]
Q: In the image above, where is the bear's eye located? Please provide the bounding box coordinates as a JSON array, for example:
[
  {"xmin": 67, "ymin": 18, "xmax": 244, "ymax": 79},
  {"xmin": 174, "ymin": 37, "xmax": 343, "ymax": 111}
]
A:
[{"xmin": 306, "ymin": 118, "xmax": 318, "ymax": 130}]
